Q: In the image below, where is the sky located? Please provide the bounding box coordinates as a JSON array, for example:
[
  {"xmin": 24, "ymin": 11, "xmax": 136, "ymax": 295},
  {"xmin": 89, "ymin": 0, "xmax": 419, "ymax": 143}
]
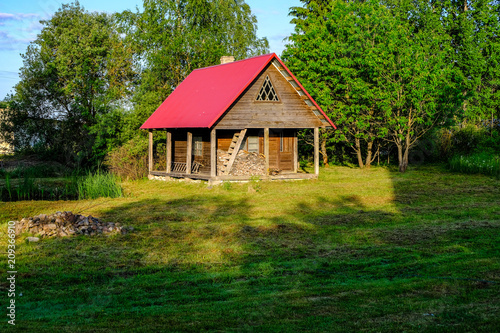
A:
[{"xmin": 0, "ymin": 0, "xmax": 302, "ymax": 100}]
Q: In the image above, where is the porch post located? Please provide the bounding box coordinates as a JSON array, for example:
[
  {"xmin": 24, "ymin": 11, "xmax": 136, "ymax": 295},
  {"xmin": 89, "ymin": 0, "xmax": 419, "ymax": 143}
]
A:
[
  {"xmin": 166, "ymin": 130, "xmax": 172, "ymax": 173},
  {"xmin": 293, "ymin": 130, "xmax": 298, "ymax": 173},
  {"xmin": 211, "ymin": 128, "xmax": 217, "ymax": 178},
  {"xmin": 264, "ymin": 128, "xmax": 270, "ymax": 174},
  {"xmin": 148, "ymin": 130, "xmax": 153, "ymax": 173},
  {"xmin": 314, "ymin": 127, "xmax": 319, "ymax": 176},
  {"xmin": 186, "ymin": 131, "xmax": 192, "ymax": 175}
]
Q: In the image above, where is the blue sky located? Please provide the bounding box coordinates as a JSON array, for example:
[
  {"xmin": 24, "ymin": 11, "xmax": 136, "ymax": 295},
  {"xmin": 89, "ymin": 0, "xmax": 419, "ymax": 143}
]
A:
[{"xmin": 0, "ymin": 0, "xmax": 302, "ymax": 99}]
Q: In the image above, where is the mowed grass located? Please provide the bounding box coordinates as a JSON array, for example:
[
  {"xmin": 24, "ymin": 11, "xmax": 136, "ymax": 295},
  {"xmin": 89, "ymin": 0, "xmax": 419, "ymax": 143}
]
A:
[{"xmin": 1, "ymin": 166, "xmax": 499, "ymax": 332}]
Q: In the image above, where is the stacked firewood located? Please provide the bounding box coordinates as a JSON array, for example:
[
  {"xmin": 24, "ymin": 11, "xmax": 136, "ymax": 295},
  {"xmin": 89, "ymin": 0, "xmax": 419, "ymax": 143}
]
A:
[{"xmin": 217, "ymin": 149, "xmax": 266, "ymax": 176}]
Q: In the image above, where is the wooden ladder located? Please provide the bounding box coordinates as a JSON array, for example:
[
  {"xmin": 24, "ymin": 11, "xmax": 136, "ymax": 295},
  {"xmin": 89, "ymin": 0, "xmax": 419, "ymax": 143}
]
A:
[{"xmin": 221, "ymin": 129, "xmax": 247, "ymax": 175}]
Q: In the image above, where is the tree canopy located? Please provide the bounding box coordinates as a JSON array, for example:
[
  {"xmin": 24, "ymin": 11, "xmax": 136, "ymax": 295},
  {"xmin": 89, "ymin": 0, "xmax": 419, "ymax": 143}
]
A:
[
  {"xmin": 2, "ymin": 2, "xmax": 135, "ymax": 166},
  {"xmin": 283, "ymin": 0, "xmax": 498, "ymax": 171},
  {"xmin": 116, "ymin": 0, "xmax": 269, "ymax": 136}
]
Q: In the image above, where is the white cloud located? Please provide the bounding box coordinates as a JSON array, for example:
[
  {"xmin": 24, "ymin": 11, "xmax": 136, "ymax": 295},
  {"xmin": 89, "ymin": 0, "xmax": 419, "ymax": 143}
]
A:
[
  {"xmin": 0, "ymin": 13, "xmax": 39, "ymax": 21},
  {"xmin": 0, "ymin": 13, "xmax": 41, "ymax": 51},
  {"xmin": 0, "ymin": 13, "xmax": 16, "ymax": 21}
]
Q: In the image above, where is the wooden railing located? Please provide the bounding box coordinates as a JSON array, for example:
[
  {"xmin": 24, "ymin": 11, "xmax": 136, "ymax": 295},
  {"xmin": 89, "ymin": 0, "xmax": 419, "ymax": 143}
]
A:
[{"xmin": 170, "ymin": 161, "xmax": 202, "ymax": 174}]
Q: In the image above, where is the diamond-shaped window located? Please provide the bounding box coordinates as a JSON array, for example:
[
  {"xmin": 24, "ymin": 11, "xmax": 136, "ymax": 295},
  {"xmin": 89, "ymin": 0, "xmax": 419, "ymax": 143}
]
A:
[{"xmin": 256, "ymin": 76, "xmax": 279, "ymax": 101}]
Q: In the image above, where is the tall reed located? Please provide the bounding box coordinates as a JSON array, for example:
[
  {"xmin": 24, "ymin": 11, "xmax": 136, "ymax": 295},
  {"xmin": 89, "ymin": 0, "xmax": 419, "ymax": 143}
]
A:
[
  {"xmin": 449, "ymin": 152, "xmax": 500, "ymax": 178},
  {"xmin": 77, "ymin": 171, "xmax": 123, "ymax": 199}
]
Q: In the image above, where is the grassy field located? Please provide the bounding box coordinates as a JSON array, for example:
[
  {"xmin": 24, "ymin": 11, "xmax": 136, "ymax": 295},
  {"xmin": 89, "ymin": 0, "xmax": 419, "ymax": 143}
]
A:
[{"xmin": 1, "ymin": 165, "xmax": 499, "ymax": 332}]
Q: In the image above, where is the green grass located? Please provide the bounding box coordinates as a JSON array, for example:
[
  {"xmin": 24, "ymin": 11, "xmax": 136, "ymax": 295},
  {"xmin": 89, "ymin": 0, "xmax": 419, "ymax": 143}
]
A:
[
  {"xmin": 77, "ymin": 171, "xmax": 123, "ymax": 200},
  {"xmin": 449, "ymin": 152, "xmax": 500, "ymax": 178},
  {"xmin": 0, "ymin": 166, "xmax": 499, "ymax": 332}
]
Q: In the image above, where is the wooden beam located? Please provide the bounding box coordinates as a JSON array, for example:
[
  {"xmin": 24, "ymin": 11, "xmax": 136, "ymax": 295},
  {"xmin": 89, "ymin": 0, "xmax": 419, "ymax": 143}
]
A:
[
  {"xmin": 264, "ymin": 128, "xmax": 270, "ymax": 174},
  {"xmin": 314, "ymin": 127, "xmax": 319, "ymax": 175},
  {"xmin": 148, "ymin": 130, "xmax": 153, "ymax": 173},
  {"xmin": 166, "ymin": 130, "xmax": 172, "ymax": 173},
  {"xmin": 186, "ymin": 131, "xmax": 192, "ymax": 175},
  {"xmin": 211, "ymin": 128, "xmax": 217, "ymax": 178},
  {"xmin": 224, "ymin": 129, "xmax": 247, "ymax": 175},
  {"xmin": 293, "ymin": 130, "xmax": 298, "ymax": 173}
]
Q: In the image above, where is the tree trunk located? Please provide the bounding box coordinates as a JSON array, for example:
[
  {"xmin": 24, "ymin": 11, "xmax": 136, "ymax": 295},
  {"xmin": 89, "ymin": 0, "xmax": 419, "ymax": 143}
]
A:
[
  {"xmin": 355, "ymin": 137, "xmax": 364, "ymax": 168},
  {"xmin": 320, "ymin": 137, "xmax": 329, "ymax": 167},
  {"xmin": 396, "ymin": 141, "xmax": 405, "ymax": 172},
  {"xmin": 397, "ymin": 136, "xmax": 410, "ymax": 173},
  {"xmin": 365, "ymin": 141, "xmax": 373, "ymax": 169}
]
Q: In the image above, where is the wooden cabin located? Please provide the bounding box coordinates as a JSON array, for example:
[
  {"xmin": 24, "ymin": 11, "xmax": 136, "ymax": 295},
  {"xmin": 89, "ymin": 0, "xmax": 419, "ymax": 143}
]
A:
[{"xmin": 141, "ymin": 53, "xmax": 335, "ymax": 181}]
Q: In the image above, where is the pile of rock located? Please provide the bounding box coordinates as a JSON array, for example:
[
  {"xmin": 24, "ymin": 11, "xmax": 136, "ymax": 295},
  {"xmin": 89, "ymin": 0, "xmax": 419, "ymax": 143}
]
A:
[
  {"xmin": 217, "ymin": 149, "xmax": 266, "ymax": 176},
  {"xmin": 14, "ymin": 211, "xmax": 132, "ymax": 238}
]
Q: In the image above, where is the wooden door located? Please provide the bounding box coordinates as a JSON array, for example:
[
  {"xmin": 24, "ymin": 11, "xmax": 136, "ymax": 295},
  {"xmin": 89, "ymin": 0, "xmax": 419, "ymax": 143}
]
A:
[{"xmin": 269, "ymin": 130, "xmax": 295, "ymax": 171}]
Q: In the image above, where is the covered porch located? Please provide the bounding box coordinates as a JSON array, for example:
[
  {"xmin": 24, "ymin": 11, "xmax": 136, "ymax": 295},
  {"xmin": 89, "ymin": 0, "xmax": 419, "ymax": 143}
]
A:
[{"xmin": 147, "ymin": 127, "xmax": 321, "ymax": 181}]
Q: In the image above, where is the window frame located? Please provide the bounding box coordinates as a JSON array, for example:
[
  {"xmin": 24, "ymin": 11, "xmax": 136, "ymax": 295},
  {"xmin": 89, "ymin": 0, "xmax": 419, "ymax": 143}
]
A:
[
  {"xmin": 255, "ymin": 75, "xmax": 281, "ymax": 103},
  {"xmin": 192, "ymin": 136, "xmax": 203, "ymax": 156}
]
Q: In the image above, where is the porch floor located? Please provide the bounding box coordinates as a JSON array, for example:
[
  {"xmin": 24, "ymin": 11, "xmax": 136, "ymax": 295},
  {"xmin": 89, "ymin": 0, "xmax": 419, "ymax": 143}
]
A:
[{"xmin": 149, "ymin": 171, "xmax": 317, "ymax": 181}]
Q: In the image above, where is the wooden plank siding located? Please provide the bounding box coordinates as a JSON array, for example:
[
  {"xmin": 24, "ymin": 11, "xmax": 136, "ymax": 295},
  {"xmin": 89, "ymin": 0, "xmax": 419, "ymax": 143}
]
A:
[
  {"xmin": 171, "ymin": 129, "xmax": 211, "ymax": 174},
  {"xmin": 214, "ymin": 64, "xmax": 323, "ymax": 130}
]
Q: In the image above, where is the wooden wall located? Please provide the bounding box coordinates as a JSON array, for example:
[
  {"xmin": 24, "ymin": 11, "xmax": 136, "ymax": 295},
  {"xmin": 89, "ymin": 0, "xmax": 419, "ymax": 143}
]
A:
[
  {"xmin": 216, "ymin": 129, "xmax": 295, "ymax": 171},
  {"xmin": 171, "ymin": 129, "xmax": 211, "ymax": 174},
  {"xmin": 215, "ymin": 64, "xmax": 323, "ymax": 129}
]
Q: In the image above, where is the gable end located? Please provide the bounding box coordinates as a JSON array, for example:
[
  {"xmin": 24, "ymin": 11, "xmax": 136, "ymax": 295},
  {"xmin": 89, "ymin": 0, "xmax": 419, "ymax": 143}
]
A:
[{"xmin": 215, "ymin": 63, "xmax": 324, "ymax": 129}]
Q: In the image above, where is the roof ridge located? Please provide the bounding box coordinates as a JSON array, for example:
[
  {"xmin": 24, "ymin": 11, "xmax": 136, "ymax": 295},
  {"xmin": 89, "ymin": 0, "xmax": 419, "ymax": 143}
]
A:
[{"xmin": 193, "ymin": 53, "xmax": 276, "ymax": 72}]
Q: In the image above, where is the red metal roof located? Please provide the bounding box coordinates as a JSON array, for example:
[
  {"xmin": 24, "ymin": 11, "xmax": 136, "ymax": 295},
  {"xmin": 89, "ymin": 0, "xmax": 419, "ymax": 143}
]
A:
[{"xmin": 140, "ymin": 53, "xmax": 336, "ymax": 129}]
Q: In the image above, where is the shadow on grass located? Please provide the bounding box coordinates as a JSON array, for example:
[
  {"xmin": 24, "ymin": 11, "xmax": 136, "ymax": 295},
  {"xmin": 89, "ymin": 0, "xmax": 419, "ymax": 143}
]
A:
[{"xmin": 6, "ymin": 167, "xmax": 500, "ymax": 331}]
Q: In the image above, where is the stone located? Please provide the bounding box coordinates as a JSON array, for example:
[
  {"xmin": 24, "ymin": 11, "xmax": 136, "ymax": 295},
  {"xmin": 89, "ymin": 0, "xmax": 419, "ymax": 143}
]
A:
[
  {"xmin": 26, "ymin": 237, "xmax": 40, "ymax": 242},
  {"xmin": 12, "ymin": 212, "xmax": 130, "ymax": 239}
]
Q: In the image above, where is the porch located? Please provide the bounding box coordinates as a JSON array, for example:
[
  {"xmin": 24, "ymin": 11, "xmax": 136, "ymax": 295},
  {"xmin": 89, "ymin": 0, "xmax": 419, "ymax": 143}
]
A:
[{"xmin": 147, "ymin": 127, "xmax": 321, "ymax": 181}]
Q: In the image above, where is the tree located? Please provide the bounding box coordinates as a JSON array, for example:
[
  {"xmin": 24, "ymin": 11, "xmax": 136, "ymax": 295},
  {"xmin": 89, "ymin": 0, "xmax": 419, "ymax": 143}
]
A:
[
  {"xmin": 440, "ymin": 0, "xmax": 500, "ymax": 132},
  {"xmin": 284, "ymin": 0, "xmax": 392, "ymax": 168},
  {"xmin": 375, "ymin": 1, "xmax": 459, "ymax": 172},
  {"xmin": 116, "ymin": 0, "xmax": 269, "ymax": 137},
  {"xmin": 284, "ymin": 0, "xmax": 461, "ymax": 172},
  {"xmin": 2, "ymin": 2, "xmax": 134, "ymax": 166}
]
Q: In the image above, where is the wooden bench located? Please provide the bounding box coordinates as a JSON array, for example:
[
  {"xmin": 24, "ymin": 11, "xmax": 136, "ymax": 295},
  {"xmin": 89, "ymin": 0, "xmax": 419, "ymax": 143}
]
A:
[{"xmin": 171, "ymin": 161, "xmax": 202, "ymax": 174}]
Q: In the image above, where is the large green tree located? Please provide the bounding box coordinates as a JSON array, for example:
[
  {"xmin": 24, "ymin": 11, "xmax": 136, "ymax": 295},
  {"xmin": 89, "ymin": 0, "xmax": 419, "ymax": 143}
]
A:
[
  {"xmin": 117, "ymin": 0, "xmax": 269, "ymax": 136},
  {"xmin": 2, "ymin": 2, "xmax": 134, "ymax": 166},
  {"xmin": 284, "ymin": 0, "xmax": 390, "ymax": 168},
  {"xmin": 284, "ymin": 0, "xmax": 461, "ymax": 171},
  {"xmin": 441, "ymin": 0, "xmax": 500, "ymax": 131},
  {"xmin": 375, "ymin": 1, "xmax": 459, "ymax": 172}
]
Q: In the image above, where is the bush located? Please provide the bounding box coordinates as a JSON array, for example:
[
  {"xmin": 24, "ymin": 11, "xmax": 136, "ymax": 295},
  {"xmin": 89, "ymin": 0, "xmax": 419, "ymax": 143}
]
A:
[
  {"xmin": 437, "ymin": 125, "xmax": 500, "ymax": 157},
  {"xmin": 77, "ymin": 171, "xmax": 123, "ymax": 199},
  {"xmin": 449, "ymin": 152, "xmax": 500, "ymax": 178},
  {"xmin": 105, "ymin": 137, "xmax": 148, "ymax": 180},
  {"xmin": 7, "ymin": 163, "xmax": 71, "ymax": 178}
]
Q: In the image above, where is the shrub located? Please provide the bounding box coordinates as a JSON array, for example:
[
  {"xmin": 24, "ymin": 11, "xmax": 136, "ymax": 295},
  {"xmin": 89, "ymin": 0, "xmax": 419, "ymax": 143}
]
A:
[
  {"xmin": 77, "ymin": 171, "xmax": 123, "ymax": 199},
  {"xmin": 105, "ymin": 137, "xmax": 148, "ymax": 180},
  {"xmin": 449, "ymin": 152, "xmax": 500, "ymax": 178},
  {"xmin": 437, "ymin": 125, "xmax": 500, "ymax": 156}
]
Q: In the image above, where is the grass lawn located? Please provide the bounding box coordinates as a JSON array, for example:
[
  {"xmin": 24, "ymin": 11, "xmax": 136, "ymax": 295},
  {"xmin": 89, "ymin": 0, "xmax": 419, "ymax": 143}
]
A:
[{"xmin": 1, "ymin": 165, "xmax": 499, "ymax": 332}]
